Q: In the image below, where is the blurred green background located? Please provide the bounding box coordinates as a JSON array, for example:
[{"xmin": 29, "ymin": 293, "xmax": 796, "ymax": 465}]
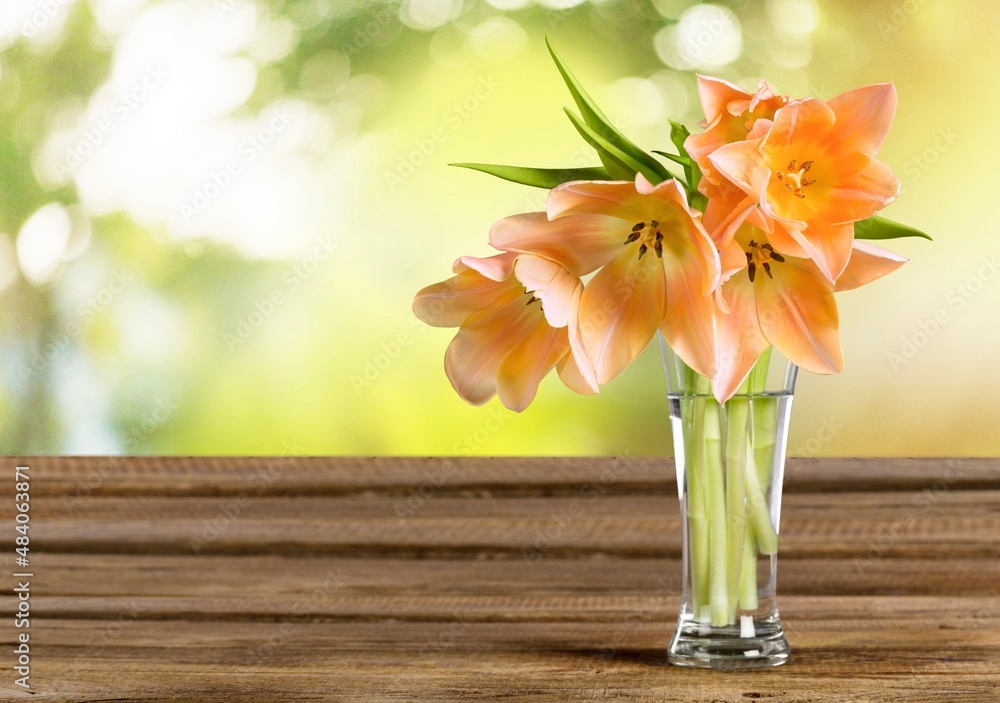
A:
[{"xmin": 1, "ymin": 0, "xmax": 996, "ymax": 456}]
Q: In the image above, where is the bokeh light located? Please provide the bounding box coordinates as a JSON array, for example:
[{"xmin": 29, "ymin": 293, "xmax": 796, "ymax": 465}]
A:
[{"xmin": 0, "ymin": 0, "xmax": 997, "ymax": 457}]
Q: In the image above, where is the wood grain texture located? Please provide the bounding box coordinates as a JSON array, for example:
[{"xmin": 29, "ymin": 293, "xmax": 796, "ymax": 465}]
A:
[{"xmin": 1, "ymin": 457, "xmax": 998, "ymax": 702}]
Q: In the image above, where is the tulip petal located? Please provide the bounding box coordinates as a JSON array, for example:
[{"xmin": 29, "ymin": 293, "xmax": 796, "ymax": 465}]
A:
[
  {"xmin": 579, "ymin": 248, "xmax": 665, "ymax": 384},
  {"xmin": 792, "ymin": 216, "xmax": 854, "ymax": 283},
  {"xmin": 453, "ymin": 251, "xmax": 518, "ymax": 281},
  {"xmin": 709, "ymin": 137, "xmax": 766, "ymax": 195},
  {"xmin": 660, "ymin": 251, "xmax": 719, "ymax": 379},
  {"xmin": 496, "ymin": 322, "xmax": 568, "ymax": 412},
  {"xmin": 546, "ymin": 180, "xmax": 646, "ymax": 221},
  {"xmin": 444, "ymin": 299, "xmax": 539, "ymax": 406},
  {"xmin": 822, "ymin": 83, "xmax": 897, "ymax": 156},
  {"xmin": 490, "ymin": 211, "xmax": 623, "ymax": 276},
  {"xmin": 712, "ymin": 273, "xmax": 770, "ymax": 403},
  {"xmin": 696, "ymin": 74, "xmax": 750, "ymax": 124},
  {"xmin": 565, "ymin": 283, "xmax": 599, "ymax": 393},
  {"xmin": 755, "ymin": 260, "xmax": 843, "ymax": 375},
  {"xmin": 824, "ymin": 154, "xmax": 900, "ymax": 223},
  {"xmin": 762, "ymin": 98, "xmax": 836, "ymax": 157},
  {"xmin": 557, "ymin": 350, "xmax": 599, "ymax": 396},
  {"xmin": 513, "ymin": 255, "xmax": 582, "ymax": 329},
  {"xmin": 413, "ymin": 269, "xmax": 519, "ymax": 328},
  {"xmin": 835, "ymin": 240, "xmax": 908, "ymax": 292}
]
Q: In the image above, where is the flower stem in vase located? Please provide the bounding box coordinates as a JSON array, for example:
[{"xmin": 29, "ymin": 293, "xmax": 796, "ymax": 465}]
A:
[
  {"xmin": 724, "ymin": 395, "xmax": 749, "ymax": 625},
  {"xmin": 702, "ymin": 399, "xmax": 730, "ymax": 627}
]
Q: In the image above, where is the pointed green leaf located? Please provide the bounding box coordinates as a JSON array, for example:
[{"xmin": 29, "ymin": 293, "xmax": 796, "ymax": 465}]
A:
[
  {"xmin": 652, "ymin": 150, "xmax": 690, "ymax": 167},
  {"xmin": 854, "ymin": 216, "xmax": 933, "ymax": 241},
  {"xmin": 564, "ymin": 109, "xmax": 661, "ymax": 183},
  {"xmin": 546, "ymin": 37, "xmax": 670, "ymax": 182},
  {"xmin": 668, "ymin": 120, "xmax": 691, "ymax": 156},
  {"xmin": 670, "ymin": 120, "xmax": 701, "ymax": 188},
  {"xmin": 450, "ymin": 163, "xmax": 612, "ymax": 189}
]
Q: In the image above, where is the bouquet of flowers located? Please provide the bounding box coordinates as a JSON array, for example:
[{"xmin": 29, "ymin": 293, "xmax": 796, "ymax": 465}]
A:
[
  {"xmin": 413, "ymin": 41, "xmax": 930, "ymax": 660},
  {"xmin": 414, "ymin": 39, "xmax": 927, "ymax": 412}
]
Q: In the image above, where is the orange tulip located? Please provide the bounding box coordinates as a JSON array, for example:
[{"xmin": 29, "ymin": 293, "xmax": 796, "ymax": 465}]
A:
[
  {"xmin": 686, "ymin": 75, "xmax": 788, "ymax": 191},
  {"xmin": 708, "ymin": 84, "xmax": 901, "ymax": 283},
  {"xmin": 712, "ymin": 224, "xmax": 907, "ymax": 402},
  {"xmin": 412, "ymin": 251, "xmax": 597, "ymax": 412},
  {"xmin": 489, "ymin": 176, "xmax": 721, "ymax": 382}
]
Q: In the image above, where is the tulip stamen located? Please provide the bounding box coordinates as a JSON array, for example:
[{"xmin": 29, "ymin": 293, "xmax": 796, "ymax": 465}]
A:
[
  {"xmin": 628, "ymin": 221, "xmax": 667, "ymax": 261},
  {"xmin": 776, "ymin": 159, "xmax": 816, "ymax": 199},
  {"xmin": 745, "ymin": 240, "xmax": 786, "ymax": 283}
]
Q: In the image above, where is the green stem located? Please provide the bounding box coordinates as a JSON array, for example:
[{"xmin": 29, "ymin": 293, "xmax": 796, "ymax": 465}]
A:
[
  {"xmin": 724, "ymin": 397, "xmax": 749, "ymax": 625},
  {"xmin": 687, "ymin": 379, "xmax": 711, "ymax": 618},
  {"xmin": 738, "ymin": 525, "xmax": 759, "ymax": 611},
  {"xmin": 703, "ymin": 400, "xmax": 729, "ymax": 626},
  {"xmin": 744, "ymin": 438, "xmax": 778, "ymax": 555}
]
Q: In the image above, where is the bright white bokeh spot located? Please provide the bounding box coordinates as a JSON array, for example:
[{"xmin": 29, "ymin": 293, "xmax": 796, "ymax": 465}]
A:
[
  {"xmin": 538, "ymin": 0, "xmax": 587, "ymax": 9},
  {"xmin": 606, "ymin": 77, "xmax": 665, "ymax": 128},
  {"xmin": 769, "ymin": 38, "xmax": 813, "ymax": 69},
  {"xmin": 32, "ymin": 0, "xmax": 353, "ymax": 260},
  {"xmin": 655, "ymin": 4, "xmax": 743, "ymax": 70},
  {"xmin": 401, "ymin": 0, "xmax": 463, "ymax": 31},
  {"xmin": 250, "ymin": 15, "xmax": 298, "ymax": 63},
  {"xmin": 766, "ymin": 0, "xmax": 820, "ymax": 38},
  {"xmin": 89, "ymin": 0, "xmax": 151, "ymax": 37},
  {"xmin": 466, "ymin": 17, "xmax": 527, "ymax": 62},
  {"xmin": 485, "ymin": 0, "xmax": 534, "ymax": 10},
  {"xmin": 0, "ymin": 0, "xmax": 81, "ymax": 52},
  {"xmin": 17, "ymin": 203, "xmax": 72, "ymax": 285}
]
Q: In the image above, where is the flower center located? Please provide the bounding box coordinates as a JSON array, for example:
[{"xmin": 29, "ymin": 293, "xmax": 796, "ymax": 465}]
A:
[
  {"xmin": 624, "ymin": 220, "xmax": 664, "ymax": 261},
  {"xmin": 524, "ymin": 288, "xmax": 542, "ymax": 308},
  {"xmin": 775, "ymin": 159, "xmax": 815, "ymax": 199},
  {"xmin": 745, "ymin": 239, "xmax": 785, "ymax": 283}
]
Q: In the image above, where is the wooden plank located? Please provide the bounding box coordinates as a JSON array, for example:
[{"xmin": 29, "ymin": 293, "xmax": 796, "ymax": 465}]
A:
[
  {"xmin": 20, "ymin": 491, "xmax": 1000, "ymax": 559},
  {"xmin": 1, "ymin": 458, "xmax": 998, "ymax": 702},
  {"xmin": 16, "ymin": 554, "xmax": 1000, "ymax": 598},
  {"xmin": 6, "ymin": 457, "xmax": 998, "ymax": 497}
]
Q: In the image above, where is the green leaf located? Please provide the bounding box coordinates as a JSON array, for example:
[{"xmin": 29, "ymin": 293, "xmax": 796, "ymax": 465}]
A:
[
  {"xmin": 668, "ymin": 120, "xmax": 691, "ymax": 156},
  {"xmin": 546, "ymin": 37, "xmax": 671, "ymax": 182},
  {"xmin": 652, "ymin": 150, "xmax": 690, "ymax": 167},
  {"xmin": 854, "ymin": 216, "xmax": 933, "ymax": 241},
  {"xmin": 450, "ymin": 163, "xmax": 612, "ymax": 189},
  {"xmin": 668, "ymin": 120, "xmax": 694, "ymax": 185},
  {"xmin": 563, "ymin": 109, "xmax": 662, "ymax": 183}
]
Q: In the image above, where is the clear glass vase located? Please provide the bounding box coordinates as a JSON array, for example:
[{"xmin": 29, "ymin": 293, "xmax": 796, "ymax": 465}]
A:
[{"xmin": 660, "ymin": 337, "xmax": 797, "ymax": 670}]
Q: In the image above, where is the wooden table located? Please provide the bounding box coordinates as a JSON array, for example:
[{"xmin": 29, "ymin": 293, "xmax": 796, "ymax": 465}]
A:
[{"xmin": 3, "ymin": 457, "xmax": 999, "ymax": 701}]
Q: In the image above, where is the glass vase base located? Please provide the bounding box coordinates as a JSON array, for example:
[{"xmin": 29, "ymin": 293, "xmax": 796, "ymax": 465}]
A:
[{"xmin": 667, "ymin": 617, "xmax": 790, "ymax": 670}]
